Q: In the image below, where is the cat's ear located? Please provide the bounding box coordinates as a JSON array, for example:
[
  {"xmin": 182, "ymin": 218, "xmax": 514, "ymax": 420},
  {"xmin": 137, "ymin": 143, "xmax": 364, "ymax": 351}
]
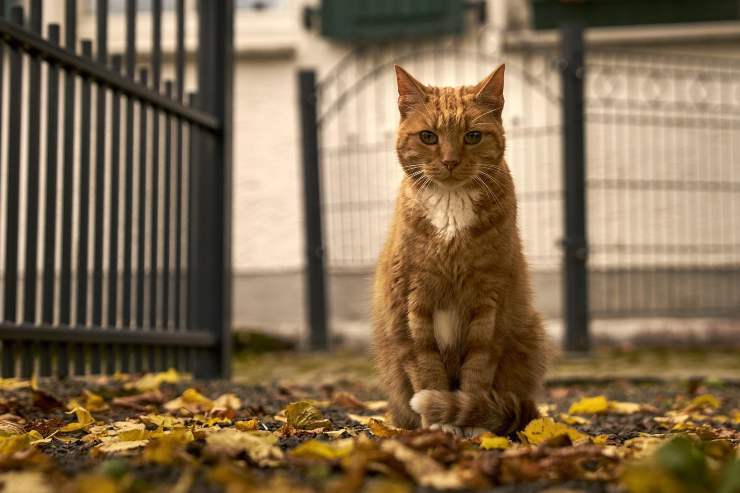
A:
[
  {"xmin": 474, "ymin": 64, "xmax": 505, "ymax": 115},
  {"xmin": 395, "ymin": 65, "xmax": 428, "ymax": 117}
]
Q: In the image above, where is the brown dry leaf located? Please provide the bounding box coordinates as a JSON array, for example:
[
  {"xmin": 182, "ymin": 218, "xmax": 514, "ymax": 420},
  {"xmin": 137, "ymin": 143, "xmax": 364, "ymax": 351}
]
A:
[
  {"xmin": 0, "ymin": 379, "xmax": 30, "ymax": 391},
  {"xmin": 367, "ymin": 418, "xmax": 405, "ymax": 438},
  {"xmin": 380, "ymin": 439, "xmax": 467, "ymax": 490},
  {"xmin": 332, "ymin": 391, "xmax": 366, "ymax": 409},
  {"xmin": 59, "ymin": 407, "xmax": 95, "ymax": 433},
  {"xmin": 518, "ymin": 418, "xmax": 588, "ymax": 445},
  {"xmin": 210, "ymin": 393, "xmax": 241, "ymax": 416},
  {"xmin": 0, "ymin": 420, "xmax": 24, "ymax": 437},
  {"xmin": 112, "ymin": 390, "xmax": 164, "ymax": 411},
  {"xmin": 204, "ymin": 429, "xmax": 284, "ymax": 467},
  {"xmin": 284, "ymin": 401, "xmax": 333, "ymax": 431},
  {"xmin": 347, "ymin": 413, "xmax": 386, "ymax": 426}
]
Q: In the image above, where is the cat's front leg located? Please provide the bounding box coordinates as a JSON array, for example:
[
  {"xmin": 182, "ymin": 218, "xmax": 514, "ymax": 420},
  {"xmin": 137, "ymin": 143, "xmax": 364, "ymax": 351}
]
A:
[
  {"xmin": 406, "ymin": 306, "xmax": 449, "ymax": 428},
  {"xmin": 459, "ymin": 301, "xmax": 500, "ymax": 393}
]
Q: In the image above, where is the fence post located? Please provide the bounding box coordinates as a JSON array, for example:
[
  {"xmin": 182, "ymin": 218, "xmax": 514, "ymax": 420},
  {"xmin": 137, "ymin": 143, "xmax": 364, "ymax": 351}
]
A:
[
  {"xmin": 560, "ymin": 23, "xmax": 590, "ymax": 353},
  {"xmin": 190, "ymin": 0, "xmax": 234, "ymax": 377},
  {"xmin": 298, "ymin": 70, "xmax": 329, "ymax": 350}
]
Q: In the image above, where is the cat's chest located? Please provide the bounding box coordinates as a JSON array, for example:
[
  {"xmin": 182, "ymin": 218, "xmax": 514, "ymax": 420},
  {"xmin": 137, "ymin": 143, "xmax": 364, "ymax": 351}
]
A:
[{"xmin": 420, "ymin": 188, "xmax": 480, "ymax": 241}]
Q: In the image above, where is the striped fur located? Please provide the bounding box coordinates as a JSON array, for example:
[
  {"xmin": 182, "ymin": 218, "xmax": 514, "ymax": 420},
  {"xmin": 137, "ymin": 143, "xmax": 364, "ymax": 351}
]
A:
[{"xmin": 372, "ymin": 64, "xmax": 550, "ymax": 434}]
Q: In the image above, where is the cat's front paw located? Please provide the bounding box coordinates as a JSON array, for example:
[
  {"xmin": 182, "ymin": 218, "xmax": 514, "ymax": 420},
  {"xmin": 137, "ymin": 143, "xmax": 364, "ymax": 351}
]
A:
[{"xmin": 462, "ymin": 426, "xmax": 488, "ymax": 438}]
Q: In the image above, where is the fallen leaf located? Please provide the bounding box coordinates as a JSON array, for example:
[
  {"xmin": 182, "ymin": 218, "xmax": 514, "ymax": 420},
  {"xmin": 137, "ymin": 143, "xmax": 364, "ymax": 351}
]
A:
[
  {"xmin": 380, "ymin": 439, "xmax": 468, "ymax": 489},
  {"xmin": 480, "ymin": 435, "xmax": 510, "ymax": 450},
  {"xmin": 0, "ymin": 471, "xmax": 53, "ymax": 493},
  {"xmin": 112, "ymin": 390, "xmax": 164, "ymax": 411},
  {"xmin": 60, "ymin": 407, "xmax": 95, "ymax": 433},
  {"xmin": 518, "ymin": 418, "xmax": 588, "ymax": 445},
  {"xmin": 235, "ymin": 419, "xmax": 259, "ymax": 431},
  {"xmin": 559, "ymin": 413, "xmax": 590, "ymax": 425},
  {"xmin": 164, "ymin": 388, "xmax": 214, "ymax": 414},
  {"xmin": 367, "ymin": 418, "xmax": 405, "ymax": 438},
  {"xmin": 204, "ymin": 429, "xmax": 284, "ymax": 467},
  {"xmin": 686, "ymin": 394, "xmax": 720, "ymax": 412},
  {"xmin": 284, "ymin": 401, "xmax": 332, "ymax": 431},
  {"xmin": 569, "ymin": 396, "xmax": 610, "ymax": 415},
  {"xmin": 127, "ymin": 368, "xmax": 188, "ymax": 392},
  {"xmin": 348, "ymin": 413, "xmax": 386, "ymax": 426},
  {"xmin": 332, "ymin": 391, "xmax": 366, "ymax": 409},
  {"xmin": 290, "ymin": 438, "xmax": 354, "ymax": 460}
]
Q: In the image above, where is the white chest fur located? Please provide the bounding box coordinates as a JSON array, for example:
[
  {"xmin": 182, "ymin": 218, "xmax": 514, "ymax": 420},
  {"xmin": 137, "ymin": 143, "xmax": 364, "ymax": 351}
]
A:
[
  {"xmin": 421, "ymin": 187, "xmax": 480, "ymax": 241},
  {"xmin": 433, "ymin": 309, "xmax": 460, "ymax": 351}
]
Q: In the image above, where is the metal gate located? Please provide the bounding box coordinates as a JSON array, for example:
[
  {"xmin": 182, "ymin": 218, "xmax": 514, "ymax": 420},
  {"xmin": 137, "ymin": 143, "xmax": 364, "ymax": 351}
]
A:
[
  {"xmin": 0, "ymin": 0, "xmax": 233, "ymax": 378},
  {"xmin": 298, "ymin": 28, "xmax": 740, "ymax": 349}
]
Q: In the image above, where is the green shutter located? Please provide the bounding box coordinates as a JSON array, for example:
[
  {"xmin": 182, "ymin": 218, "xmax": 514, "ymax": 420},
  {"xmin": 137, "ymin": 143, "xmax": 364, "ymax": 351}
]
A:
[
  {"xmin": 531, "ymin": 0, "xmax": 740, "ymax": 30},
  {"xmin": 320, "ymin": 0, "xmax": 466, "ymax": 42}
]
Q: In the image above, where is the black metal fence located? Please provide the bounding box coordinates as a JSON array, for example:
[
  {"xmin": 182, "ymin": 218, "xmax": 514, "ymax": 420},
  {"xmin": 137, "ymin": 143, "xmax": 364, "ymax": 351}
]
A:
[
  {"xmin": 0, "ymin": 0, "xmax": 233, "ymax": 378},
  {"xmin": 298, "ymin": 26, "xmax": 740, "ymax": 350}
]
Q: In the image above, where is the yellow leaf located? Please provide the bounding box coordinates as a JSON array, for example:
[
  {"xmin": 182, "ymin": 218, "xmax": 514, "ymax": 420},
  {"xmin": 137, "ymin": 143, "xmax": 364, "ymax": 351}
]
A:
[
  {"xmin": 235, "ymin": 419, "xmax": 259, "ymax": 431},
  {"xmin": 128, "ymin": 368, "xmax": 189, "ymax": 392},
  {"xmin": 140, "ymin": 414, "xmax": 184, "ymax": 430},
  {"xmin": 117, "ymin": 429, "xmax": 150, "ymax": 441},
  {"xmin": 479, "ymin": 435, "xmax": 510, "ymax": 450},
  {"xmin": 163, "ymin": 388, "xmax": 214, "ymax": 413},
  {"xmin": 60, "ymin": 407, "xmax": 95, "ymax": 433},
  {"xmin": 143, "ymin": 430, "xmax": 195, "ymax": 465},
  {"xmin": 83, "ymin": 390, "xmax": 108, "ymax": 412},
  {"xmin": 71, "ymin": 474, "xmax": 119, "ymax": 493},
  {"xmin": 687, "ymin": 394, "xmax": 720, "ymax": 411},
  {"xmin": 0, "ymin": 431, "xmax": 43, "ymax": 457},
  {"xmin": 610, "ymin": 401, "xmax": 642, "ymax": 415},
  {"xmin": 290, "ymin": 438, "xmax": 354, "ymax": 460},
  {"xmin": 593, "ymin": 434, "xmax": 609, "ymax": 445},
  {"xmin": 0, "ymin": 379, "xmax": 30, "ymax": 391},
  {"xmin": 732, "ymin": 410, "xmax": 740, "ymax": 425},
  {"xmin": 95, "ymin": 439, "xmax": 149, "ymax": 454},
  {"xmin": 518, "ymin": 417, "xmax": 588, "ymax": 445},
  {"xmin": 559, "ymin": 413, "xmax": 589, "ymax": 425},
  {"xmin": 284, "ymin": 401, "xmax": 333, "ymax": 431},
  {"xmin": 569, "ymin": 396, "xmax": 610, "ymax": 415}
]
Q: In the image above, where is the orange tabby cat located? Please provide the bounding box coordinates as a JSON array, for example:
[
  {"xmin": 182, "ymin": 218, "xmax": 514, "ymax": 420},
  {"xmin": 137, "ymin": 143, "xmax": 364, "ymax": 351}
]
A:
[{"xmin": 372, "ymin": 64, "xmax": 548, "ymax": 437}]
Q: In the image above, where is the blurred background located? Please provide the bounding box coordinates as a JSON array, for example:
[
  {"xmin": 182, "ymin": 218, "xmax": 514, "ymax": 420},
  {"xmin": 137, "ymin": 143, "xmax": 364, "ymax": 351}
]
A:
[
  {"xmin": 227, "ymin": 0, "xmax": 740, "ymax": 351},
  {"xmin": 0, "ymin": 0, "xmax": 738, "ymax": 379}
]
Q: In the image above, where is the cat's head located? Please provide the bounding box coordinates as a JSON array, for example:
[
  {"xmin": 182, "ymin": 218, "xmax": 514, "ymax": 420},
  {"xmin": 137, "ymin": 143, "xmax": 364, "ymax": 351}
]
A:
[{"xmin": 394, "ymin": 64, "xmax": 506, "ymax": 191}]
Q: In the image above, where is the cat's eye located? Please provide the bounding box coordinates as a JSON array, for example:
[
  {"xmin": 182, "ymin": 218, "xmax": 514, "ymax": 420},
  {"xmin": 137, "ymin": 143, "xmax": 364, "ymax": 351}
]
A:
[
  {"xmin": 419, "ymin": 131, "xmax": 438, "ymax": 145},
  {"xmin": 464, "ymin": 131, "xmax": 482, "ymax": 145}
]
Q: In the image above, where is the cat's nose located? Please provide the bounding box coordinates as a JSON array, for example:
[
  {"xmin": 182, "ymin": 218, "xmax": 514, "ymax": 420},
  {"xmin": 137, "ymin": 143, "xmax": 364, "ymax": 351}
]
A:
[{"xmin": 442, "ymin": 160, "xmax": 460, "ymax": 170}]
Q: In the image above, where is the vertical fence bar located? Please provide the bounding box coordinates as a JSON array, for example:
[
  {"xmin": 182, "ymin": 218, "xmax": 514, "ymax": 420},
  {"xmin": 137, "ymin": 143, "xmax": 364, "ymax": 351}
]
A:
[
  {"xmin": 136, "ymin": 69, "xmax": 149, "ymax": 329},
  {"xmin": 58, "ymin": 0, "xmax": 77, "ymax": 378},
  {"xmin": 1, "ymin": 7, "xmax": 24, "ymax": 377},
  {"xmin": 163, "ymin": 82, "xmax": 173, "ymax": 328},
  {"xmin": 23, "ymin": 0, "xmax": 42, "ymax": 326},
  {"xmin": 122, "ymin": 0, "xmax": 136, "ymax": 336},
  {"xmin": 149, "ymin": 0, "xmax": 162, "ymax": 328},
  {"xmin": 18, "ymin": 1, "xmax": 42, "ymax": 377},
  {"xmin": 192, "ymin": 0, "xmax": 234, "ymax": 377},
  {"xmin": 560, "ymin": 24, "xmax": 590, "ymax": 353},
  {"xmin": 40, "ymin": 24, "xmax": 62, "ymax": 377},
  {"xmin": 134, "ymin": 70, "xmax": 147, "ymax": 372},
  {"xmin": 108, "ymin": 55, "xmax": 123, "ymax": 328},
  {"xmin": 92, "ymin": 0, "xmax": 108, "ymax": 330},
  {"xmin": 77, "ymin": 40, "xmax": 93, "ymax": 327},
  {"xmin": 298, "ymin": 70, "xmax": 328, "ymax": 351},
  {"xmin": 174, "ymin": 0, "xmax": 185, "ymax": 329},
  {"xmin": 186, "ymin": 93, "xmax": 196, "ymax": 334}
]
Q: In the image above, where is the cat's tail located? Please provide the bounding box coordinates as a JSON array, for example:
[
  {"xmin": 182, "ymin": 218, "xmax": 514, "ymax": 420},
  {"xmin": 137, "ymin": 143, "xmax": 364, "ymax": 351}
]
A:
[{"xmin": 409, "ymin": 389, "xmax": 539, "ymax": 434}]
